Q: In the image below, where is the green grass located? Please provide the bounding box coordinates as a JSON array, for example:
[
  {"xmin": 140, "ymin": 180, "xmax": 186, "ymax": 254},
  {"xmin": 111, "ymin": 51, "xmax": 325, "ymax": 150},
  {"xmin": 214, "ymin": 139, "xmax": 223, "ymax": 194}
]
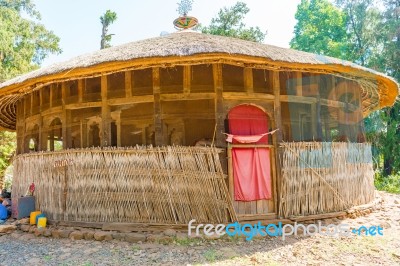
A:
[
  {"xmin": 203, "ymin": 249, "xmax": 219, "ymax": 262},
  {"xmin": 374, "ymin": 173, "xmax": 400, "ymax": 194}
]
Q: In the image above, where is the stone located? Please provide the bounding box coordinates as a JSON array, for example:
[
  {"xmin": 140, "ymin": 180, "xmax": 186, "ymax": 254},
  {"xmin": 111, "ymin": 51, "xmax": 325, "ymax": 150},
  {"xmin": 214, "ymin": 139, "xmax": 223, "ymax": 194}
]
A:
[
  {"xmin": 158, "ymin": 235, "xmax": 174, "ymax": 244},
  {"xmin": 59, "ymin": 230, "xmax": 73, "ymax": 238},
  {"xmin": 163, "ymin": 229, "xmax": 177, "ymax": 237},
  {"xmin": 43, "ymin": 229, "xmax": 52, "ymax": 237},
  {"xmin": 29, "ymin": 226, "xmax": 36, "ymax": 233},
  {"xmin": 20, "ymin": 224, "xmax": 30, "ymax": 232},
  {"xmin": 380, "ymin": 222, "xmax": 391, "ymax": 229},
  {"xmin": 112, "ymin": 232, "xmax": 125, "ymax": 240},
  {"xmin": 19, "ymin": 218, "xmax": 30, "ymax": 225},
  {"xmin": 176, "ymin": 232, "xmax": 188, "ymax": 241},
  {"xmin": 51, "ymin": 229, "xmax": 61, "ymax": 238},
  {"xmin": 124, "ymin": 233, "xmax": 146, "ymax": 243},
  {"xmin": 34, "ymin": 228, "xmax": 45, "ymax": 236},
  {"xmin": 93, "ymin": 231, "xmax": 113, "ymax": 241},
  {"xmin": 204, "ymin": 233, "xmax": 221, "ymax": 240},
  {"xmin": 83, "ymin": 231, "xmax": 95, "ymax": 240},
  {"xmin": 146, "ymin": 234, "xmax": 163, "ymax": 242},
  {"xmin": 394, "ymin": 200, "xmax": 399, "ymax": 205},
  {"xmin": 0, "ymin": 225, "xmax": 16, "ymax": 233},
  {"xmin": 70, "ymin": 231, "xmax": 84, "ymax": 240},
  {"xmin": 27, "ymin": 258, "xmax": 41, "ymax": 264}
]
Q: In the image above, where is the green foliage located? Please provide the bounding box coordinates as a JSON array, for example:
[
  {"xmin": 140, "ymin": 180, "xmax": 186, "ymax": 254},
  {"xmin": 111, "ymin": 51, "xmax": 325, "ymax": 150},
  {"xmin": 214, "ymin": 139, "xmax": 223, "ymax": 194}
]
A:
[
  {"xmin": 200, "ymin": 2, "xmax": 266, "ymax": 43},
  {"xmin": 100, "ymin": 10, "xmax": 117, "ymax": 49},
  {"xmin": 290, "ymin": 0, "xmax": 348, "ymax": 58},
  {"xmin": 0, "ymin": 1, "xmax": 61, "ymax": 82},
  {"xmin": 0, "ymin": 131, "xmax": 16, "ymax": 188},
  {"xmin": 375, "ymin": 172, "xmax": 400, "ymax": 194}
]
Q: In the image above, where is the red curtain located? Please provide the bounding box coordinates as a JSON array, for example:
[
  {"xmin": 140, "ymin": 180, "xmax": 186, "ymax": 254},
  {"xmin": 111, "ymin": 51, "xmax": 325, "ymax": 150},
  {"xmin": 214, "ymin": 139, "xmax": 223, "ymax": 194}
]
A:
[{"xmin": 228, "ymin": 105, "xmax": 272, "ymax": 201}]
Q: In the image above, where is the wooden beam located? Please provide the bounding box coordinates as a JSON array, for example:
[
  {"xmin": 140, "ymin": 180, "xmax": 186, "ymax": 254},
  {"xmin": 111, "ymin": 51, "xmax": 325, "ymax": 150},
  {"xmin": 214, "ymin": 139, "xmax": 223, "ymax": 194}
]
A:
[
  {"xmin": 101, "ymin": 75, "xmax": 111, "ymax": 146},
  {"xmin": 153, "ymin": 67, "xmax": 163, "ymax": 146},
  {"xmin": 161, "ymin": 93, "xmax": 215, "ymax": 101},
  {"xmin": 183, "ymin": 65, "xmax": 191, "ymax": 94},
  {"xmin": 65, "ymin": 102, "xmax": 102, "ymax": 109},
  {"xmin": 223, "ymin": 92, "xmax": 274, "ymax": 101},
  {"xmin": 244, "ymin": 67, "xmax": 253, "ymax": 93},
  {"xmin": 108, "ymin": 95, "xmax": 154, "ymax": 105},
  {"xmin": 49, "ymin": 84, "xmax": 53, "ymax": 108},
  {"xmin": 125, "ymin": 70, "xmax": 132, "ymax": 98}
]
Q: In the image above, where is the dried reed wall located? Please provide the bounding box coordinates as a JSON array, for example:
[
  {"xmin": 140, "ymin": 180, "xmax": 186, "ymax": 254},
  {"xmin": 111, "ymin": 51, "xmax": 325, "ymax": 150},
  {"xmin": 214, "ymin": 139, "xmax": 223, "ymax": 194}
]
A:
[
  {"xmin": 12, "ymin": 146, "xmax": 236, "ymax": 224},
  {"xmin": 279, "ymin": 142, "xmax": 375, "ymax": 218}
]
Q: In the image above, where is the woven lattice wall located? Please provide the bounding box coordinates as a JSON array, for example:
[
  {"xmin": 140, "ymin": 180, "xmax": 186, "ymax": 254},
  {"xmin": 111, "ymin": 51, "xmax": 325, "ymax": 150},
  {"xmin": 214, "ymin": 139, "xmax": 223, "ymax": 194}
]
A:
[
  {"xmin": 12, "ymin": 146, "xmax": 236, "ymax": 224},
  {"xmin": 279, "ymin": 142, "xmax": 375, "ymax": 218}
]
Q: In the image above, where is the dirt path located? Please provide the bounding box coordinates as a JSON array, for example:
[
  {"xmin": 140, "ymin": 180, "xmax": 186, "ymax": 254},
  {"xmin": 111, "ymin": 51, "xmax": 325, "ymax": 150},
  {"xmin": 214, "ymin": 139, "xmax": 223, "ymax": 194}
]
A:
[{"xmin": 1, "ymin": 191, "xmax": 399, "ymax": 265}]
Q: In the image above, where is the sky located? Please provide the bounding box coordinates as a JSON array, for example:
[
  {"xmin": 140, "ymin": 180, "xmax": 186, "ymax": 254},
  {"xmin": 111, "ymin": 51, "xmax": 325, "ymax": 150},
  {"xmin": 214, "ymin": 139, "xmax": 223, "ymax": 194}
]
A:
[{"xmin": 34, "ymin": 0, "xmax": 302, "ymax": 67}]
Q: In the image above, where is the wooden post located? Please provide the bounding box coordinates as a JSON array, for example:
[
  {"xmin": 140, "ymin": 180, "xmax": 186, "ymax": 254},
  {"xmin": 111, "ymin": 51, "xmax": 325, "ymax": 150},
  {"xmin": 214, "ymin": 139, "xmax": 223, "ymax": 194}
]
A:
[
  {"xmin": 314, "ymin": 74, "xmax": 323, "ymax": 140},
  {"xmin": 125, "ymin": 71, "xmax": 132, "ymax": 98},
  {"xmin": 101, "ymin": 75, "xmax": 111, "ymax": 146},
  {"xmin": 78, "ymin": 79, "xmax": 83, "ymax": 103},
  {"xmin": 295, "ymin": 72, "xmax": 302, "ymax": 96},
  {"xmin": 153, "ymin": 67, "xmax": 163, "ymax": 146},
  {"xmin": 49, "ymin": 84, "xmax": 53, "ymax": 108},
  {"xmin": 272, "ymin": 71, "xmax": 283, "ymax": 142},
  {"xmin": 183, "ymin": 65, "xmax": 191, "ymax": 95},
  {"xmin": 213, "ymin": 64, "xmax": 225, "ymax": 148},
  {"xmin": 244, "ymin": 68, "xmax": 253, "ymax": 94},
  {"xmin": 61, "ymin": 82, "xmax": 67, "ymax": 149}
]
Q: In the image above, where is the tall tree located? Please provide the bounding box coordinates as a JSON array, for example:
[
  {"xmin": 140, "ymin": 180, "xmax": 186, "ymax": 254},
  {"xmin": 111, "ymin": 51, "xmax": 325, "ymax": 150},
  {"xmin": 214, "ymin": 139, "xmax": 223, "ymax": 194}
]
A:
[
  {"xmin": 336, "ymin": 0, "xmax": 383, "ymax": 67},
  {"xmin": 0, "ymin": 131, "xmax": 15, "ymax": 189},
  {"xmin": 201, "ymin": 2, "xmax": 266, "ymax": 43},
  {"xmin": 290, "ymin": 0, "xmax": 348, "ymax": 58},
  {"xmin": 100, "ymin": 10, "xmax": 117, "ymax": 49},
  {"xmin": 0, "ymin": 1, "xmax": 61, "ymax": 82},
  {"xmin": 0, "ymin": 1, "xmax": 61, "ymax": 187}
]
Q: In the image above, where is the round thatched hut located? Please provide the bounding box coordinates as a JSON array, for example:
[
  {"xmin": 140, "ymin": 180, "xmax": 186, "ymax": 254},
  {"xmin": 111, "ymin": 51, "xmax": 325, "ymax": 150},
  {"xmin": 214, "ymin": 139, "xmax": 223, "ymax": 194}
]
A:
[{"xmin": 0, "ymin": 30, "xmax": 398, "ymax": 225}]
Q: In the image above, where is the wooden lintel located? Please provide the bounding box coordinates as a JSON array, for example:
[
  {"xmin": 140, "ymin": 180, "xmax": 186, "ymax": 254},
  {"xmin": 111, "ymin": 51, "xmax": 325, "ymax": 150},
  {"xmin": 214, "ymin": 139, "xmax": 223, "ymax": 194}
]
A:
[
  {"xmin": 160, "ymin": 93, "xmax": 215, "ymax": 101},
  {"xmin": 108, "ymin": 95, "xmax": 154, "ymax": 105},
  {"xmin": 223, "ymin": 92, "xmax": 274, "ymax": 101},
  {"xmin": 65, "ymin": 102, "xmax": 102, "ymax": 109}
]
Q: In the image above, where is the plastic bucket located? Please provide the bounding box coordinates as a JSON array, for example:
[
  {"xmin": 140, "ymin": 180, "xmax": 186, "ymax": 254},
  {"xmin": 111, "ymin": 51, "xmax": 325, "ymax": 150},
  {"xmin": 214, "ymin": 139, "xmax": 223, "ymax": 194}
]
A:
[
  {"xmin": 30, "ymin": 211, "xmax": 41, "ymax": 225},
  {"xmin": 37, "ymin": 217, "xmax": 47, "ymax": 228}
]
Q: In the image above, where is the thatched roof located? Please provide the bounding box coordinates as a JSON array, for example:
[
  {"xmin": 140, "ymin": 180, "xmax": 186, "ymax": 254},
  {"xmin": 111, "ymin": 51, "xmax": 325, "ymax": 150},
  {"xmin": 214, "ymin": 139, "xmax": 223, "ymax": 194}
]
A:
[{"xmin": 0, "ymin": 31, "xmax": 398, "ymax": 130}]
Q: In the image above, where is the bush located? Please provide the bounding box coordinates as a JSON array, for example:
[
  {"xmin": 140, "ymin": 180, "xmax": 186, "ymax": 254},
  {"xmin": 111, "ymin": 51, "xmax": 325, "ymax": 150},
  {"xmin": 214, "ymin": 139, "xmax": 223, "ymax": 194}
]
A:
[{"xmin": 374, "ymin": 172, "xmax": 400, "ymax": 194}]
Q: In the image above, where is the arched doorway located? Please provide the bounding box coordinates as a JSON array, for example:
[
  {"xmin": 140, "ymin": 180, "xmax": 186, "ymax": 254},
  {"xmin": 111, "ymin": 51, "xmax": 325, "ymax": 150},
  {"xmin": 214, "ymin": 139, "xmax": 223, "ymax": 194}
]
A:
[{"xmin": 227, "ymin": 104, "xmax": 275, "ymax": 217}]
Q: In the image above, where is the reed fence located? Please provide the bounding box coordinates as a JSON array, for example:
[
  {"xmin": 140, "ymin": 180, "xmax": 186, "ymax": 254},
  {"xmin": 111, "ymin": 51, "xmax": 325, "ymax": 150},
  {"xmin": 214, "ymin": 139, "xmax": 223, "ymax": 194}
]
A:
[
  {"xmin": 12, "ymin": 146, "xmax": 236, "ymax": 224},
  {"xmin": 279, "ymin": 142, "xmax": 375, "ymax": 218}
]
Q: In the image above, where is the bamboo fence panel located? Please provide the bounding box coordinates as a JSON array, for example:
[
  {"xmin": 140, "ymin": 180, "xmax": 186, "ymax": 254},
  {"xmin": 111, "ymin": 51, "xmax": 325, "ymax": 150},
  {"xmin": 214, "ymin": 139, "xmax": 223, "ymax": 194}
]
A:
[
  {"xmin": 12, "ymin": 146, "xmax": 236, "ymax": 224},
  {"xmin": 279, "ymin": 142, "xmax": 375, "ymax": 218}
]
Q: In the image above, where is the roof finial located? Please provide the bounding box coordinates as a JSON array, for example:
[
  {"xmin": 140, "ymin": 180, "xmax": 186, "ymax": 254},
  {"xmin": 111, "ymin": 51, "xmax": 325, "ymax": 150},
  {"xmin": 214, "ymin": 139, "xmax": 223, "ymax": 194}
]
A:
[{"xmin": 173, "ymin": 0, "xmax": 198, "ymax": 30}]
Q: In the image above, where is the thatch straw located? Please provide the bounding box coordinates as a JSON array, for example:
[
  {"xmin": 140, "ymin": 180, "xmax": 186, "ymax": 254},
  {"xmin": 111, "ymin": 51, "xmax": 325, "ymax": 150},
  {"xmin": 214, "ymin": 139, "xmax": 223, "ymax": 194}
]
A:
[
  {"xmin": 12, "ymin": 145, "xmax": 237, "ymax": 224},
  {"xmin": 278, "ymin": 142, "xmax": 375, "ymax": 218},
  {"xmin": 0, "ymin": 31, "xmax": 398, "ymax": 130}
]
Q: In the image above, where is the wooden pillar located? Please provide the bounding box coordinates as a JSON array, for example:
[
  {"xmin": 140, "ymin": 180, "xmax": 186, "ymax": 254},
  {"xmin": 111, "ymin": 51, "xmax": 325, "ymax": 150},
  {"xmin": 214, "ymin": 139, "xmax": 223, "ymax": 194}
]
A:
[
  {"xmin": 295, "ymin": 72, "xmax": 302, "ymax": 96},
  {"xmin": 125, "ymin": 71, "xmax": 132, "ymax": 98},
  {"xmin": 49, "ymin": 84, "xmax": 53, "ymax": 108},
  {"xmin": 272, "ymin": 71, "xmax": 283, "ymax": 142},
  {"xmin": 183, "ymin": 65, "xmax": 191, "ymax": 95},
  {"xmin": 213, "ymin": 63, "xmax": 225, "ymax": 148},
  {"xmin": 244, "ymin": 68, "xmax": 253, "ymax": 93},
  {"xmin": 78, "ymin": 79, "xmax": 83, "ymax": 103},
  {"xmin": 314, "ymin": 74, "xmax": 323, "ymax": 140},
  {"xmin": 30, "ymin": 93, "xmax": 33, "ymax": 116},
  {"xmin": 61, "ymin": 82, "xmax": 68, "ymax": 149},
  {"xmin": 153, "ymin": 67, "xmax": 163, "ymax": 146},
  {"xmin": 101, "ymin": 75, "xmax": 111, "ymax": 146}
]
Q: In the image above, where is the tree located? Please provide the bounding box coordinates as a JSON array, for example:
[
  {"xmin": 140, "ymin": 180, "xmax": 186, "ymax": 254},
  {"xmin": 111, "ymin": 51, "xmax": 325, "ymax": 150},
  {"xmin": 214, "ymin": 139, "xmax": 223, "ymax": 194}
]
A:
[
  {"xmin": 0, "ymin": 131, "xmax": 15, "ymax": 189},
  {"xmin": 100, "ymin": 10, "xmax": 117, "ymax": 49},
  {"xmin": 290, "ymin": 0, "xmax": 348, "ymax": 58},
  {"xmin": 0, "ymin": 1, "xmax": 61, "ymax": 82},
  {"xmin": 0, "ymin": 1, "xmax": 61, "ymax": 187},
  {"xmin": 336, "ymin": 0, "xmax": 383, "ymax": 67},
  {"xmin": 200, "ymin": 2, "xmax": 266, "ymax": 43}
]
